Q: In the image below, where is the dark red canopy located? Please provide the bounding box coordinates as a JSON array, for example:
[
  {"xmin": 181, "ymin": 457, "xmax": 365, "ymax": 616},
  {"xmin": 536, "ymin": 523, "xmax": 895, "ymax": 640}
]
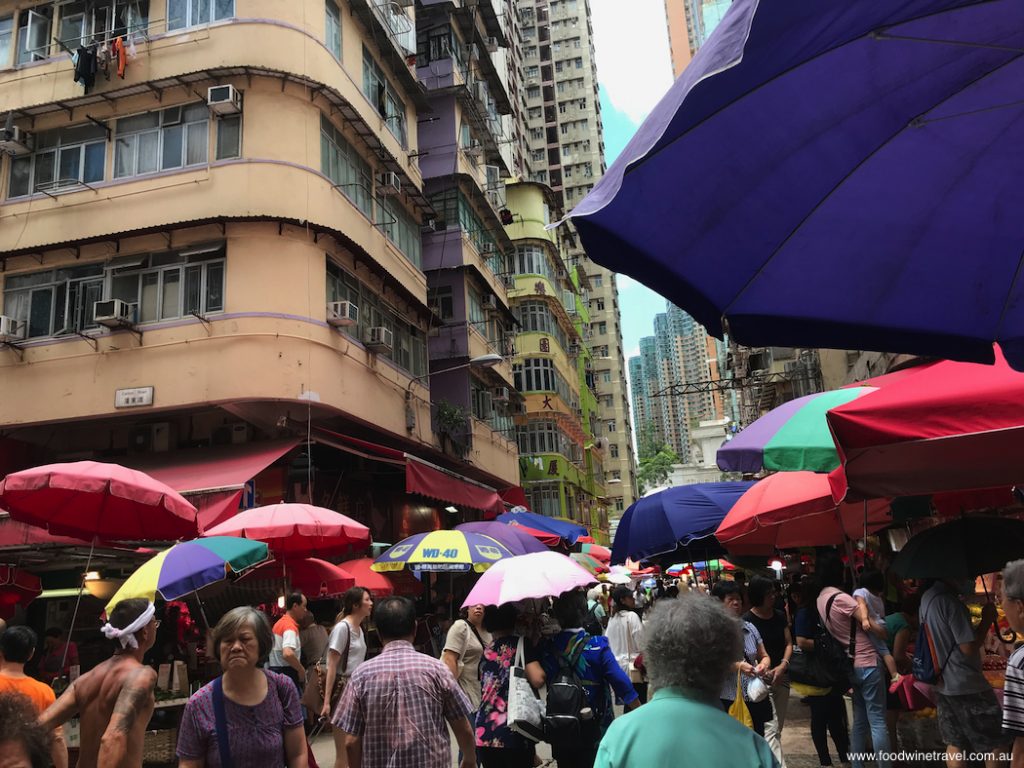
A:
[{"xmin": 828, "ymin": 348, "xmax": 1024, "ymax": 501}]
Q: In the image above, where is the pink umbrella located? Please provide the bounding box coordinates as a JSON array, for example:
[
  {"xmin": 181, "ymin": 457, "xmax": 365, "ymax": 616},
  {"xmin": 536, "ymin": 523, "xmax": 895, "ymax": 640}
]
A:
[
  {"xmin": 461, "ymin": 551, "xmax": 595, "ymax": 608},
  {"xmin": 241, "ymin": 558, "xmax": 355, "ymax": 597},
  {"xmin": 204, "ymin": 503, "xmax": 370, "ymax": 556},
  {"xmin": 0, "ymin": 461, "xmax": 198, "ymax": 541}
]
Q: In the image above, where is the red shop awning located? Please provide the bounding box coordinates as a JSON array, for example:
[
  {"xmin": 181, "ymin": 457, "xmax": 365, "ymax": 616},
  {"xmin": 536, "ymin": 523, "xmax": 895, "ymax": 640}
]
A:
[
  {"xmin": 315, "ymin": 428, "xmax": 505, "ymax": 516},
  {"xmin": 0, "ymin": 513, "xmax": 94, "ymax": 549},
  {"xmin": 120, "ymin": 439, "xmax": 299, "ymax": 530},
  {"xmin": 500, "ymin": 486, "xmax": 529, "ymax": 508}
]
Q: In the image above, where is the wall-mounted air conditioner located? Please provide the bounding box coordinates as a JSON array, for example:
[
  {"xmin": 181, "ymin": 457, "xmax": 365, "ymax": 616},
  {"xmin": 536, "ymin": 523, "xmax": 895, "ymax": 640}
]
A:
[
  {"xmin": 207, "ymin": 84, "xmax": 242, "ymax": 115},
  {"xmin": 377, "ymin": 171, "xmax": 401, "ymax": 196},
  {"xmin": 327, "ymin": 301, "xmax": 358, "ymax": 327},
  {"xmin": 493, "ymin": 386, "xmax": 510, "ymax": 402},
  {"xmin": 481, "ymin": 293, "xmax": 496, "ymax": 309},
  {"xmin": 0, "ymin": 316, "xmax": 23, "ymax": 343},
  {"xmin": 93, "ymin": 299, "xmax": 136, "ymax": 328},
  {"xmin": 364, "ymin": 326, "xmax": 394, "ymax": 352},
  {"xmin": 0, "ymin": 126, "xmax": 33, "ymax": 156}
]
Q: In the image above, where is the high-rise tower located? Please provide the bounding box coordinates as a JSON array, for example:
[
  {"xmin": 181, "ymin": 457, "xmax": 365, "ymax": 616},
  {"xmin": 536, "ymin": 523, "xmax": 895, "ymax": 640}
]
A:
[{"xmin": 515, "ymin": 0, "xmax": 638, "ymax": 518}]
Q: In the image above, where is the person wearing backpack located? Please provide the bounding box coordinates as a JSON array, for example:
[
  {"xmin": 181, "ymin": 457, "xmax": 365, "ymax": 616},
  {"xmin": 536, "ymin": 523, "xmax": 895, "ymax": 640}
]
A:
[
  {"xmin": 537, "ymin": 590, "xmax": 640, "ymax": 768},
  {"xmin": 583, "ymin": 588, "xmax": 606, "ymax": 636},
  {"xmin": 815, "ymin": 554, "xmax": 891, "ymax": 768},
  {"xmin": 919, "ymin": 577, "xmax": 1008, "ymax": 768}
]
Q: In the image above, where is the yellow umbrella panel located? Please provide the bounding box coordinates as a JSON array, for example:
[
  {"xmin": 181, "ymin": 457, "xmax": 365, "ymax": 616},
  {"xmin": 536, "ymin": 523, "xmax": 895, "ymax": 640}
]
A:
[{"xmin": 372, "ymin": 530, "xmax": 513, "ymax": 573}]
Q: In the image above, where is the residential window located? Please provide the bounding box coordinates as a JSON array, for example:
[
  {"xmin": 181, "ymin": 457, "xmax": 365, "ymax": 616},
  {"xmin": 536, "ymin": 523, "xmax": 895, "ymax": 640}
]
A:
[
  {"xmin": 526, "ymin": 483, "xmax": 561, "ymax": 518},
  {"xmin": 517, "ymin": 300, "xmax": 568, "ymax": 351},
  {"xmin": 108, "ymin": 245, "xmax": 226, "ymax": 323},
  {"xmin": 114, "ymin": 103, "xmax": 209, "ymax": 179},
  {"xmin": 215, "ymin": 115, "xmax": 241, "ymax": 160},
  {"xmin": 376, "ymin": 192, "xmax": 422, "ymax": 268},
  {"xmin": 598, "ymin": 321, "xmax": 606, "ymax": 335},
  {"xmin": 167, "ymin": 0, "xmax": 233, "ymax": 31},
  {"xmin": 320, "ymin": 114, "xmax": 373, "ymax": 218},
  {"xmin": 325, "ymin": 0, "xmax": 341, "ymax": 60},
  {"xmin": 609, "ymin": 443, "xmax": 619, "ymax": 459},
  {"xmin": 514, "ymin": 244, "xmax": 558, "ymax": 282},
  {"xmin": 326, "ymin": 261, "xmax": 426, "ymax": 377},
  {"xmin": 427, "ymin": 286, "xmax": 454, "ymax": 321},
  {"xmin": 591, "ymin": 273, "xmax": 602, "ymax": 287},
  {"xmin": 362, "ymin": 46, "xmax": 407, "ymax": 146},
  {"xmin": 512, "ymin": 358, "xmax": 577, "ymax": 409},
  {"xmin": 607, "ymin": 420, "xmax": 617, "ymax": 433},
  {"xmin": 17, "ymin": 6, "xmax": 52, "ymax": 65},
  {"xmin": 615, "ymin": 498, "xmax": 624, "ymax": 512},
  {"xmin": 428, "ymin": 189, "xmax": 500, "ymax": 260},
  {"xmin": 3, "ymin": 264, "xmax": 103, "ymax": 338},
  {"xmin": 9, "ymin": 123, "xmax": 106, "ymax": 197},
  {"xmin": 0, "ymin": 15, "xmax": 14, "ymax": 66},
  {"xmin": 602, "ymin": 370, "xmax": 612, "ymax": 383}
]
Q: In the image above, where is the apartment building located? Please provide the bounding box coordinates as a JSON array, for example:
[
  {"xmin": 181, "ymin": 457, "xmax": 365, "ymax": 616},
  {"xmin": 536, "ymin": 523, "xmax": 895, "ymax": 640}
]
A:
[
  {"xmin": 504, "ymin": 180, "xmax": 608, "ymax": 542},
  {"xmin": 512, "ymin": 0, "xmax": 637, "ymax": 519},
  {"xmin": 663, "ymin": 0, "xmax": 732, "ymax": 78},
  {"xmin": 0, "ymin": 0, "xmax": 519, "ymax": 541}
]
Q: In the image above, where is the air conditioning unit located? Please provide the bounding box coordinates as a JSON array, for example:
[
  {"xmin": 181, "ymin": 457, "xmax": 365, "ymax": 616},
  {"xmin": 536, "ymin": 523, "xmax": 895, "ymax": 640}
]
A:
[
  {"xmin": 207, "ymin": 84, "xmax": 242, "ymax": 115},
  {"xmin": 364, "ymin": 326, "xmax": 394, "ymax": 352},
  {"xmin": 0, "ymin": 126, "xmax": 33, "ymax": 156},
  {"xmin": 480, "ymin": 241, "xmax": 496, "ymax": 255},
  {"xmin": 557, "ymin": 267, "xmax": 568, "ymax": 279},
  {"xmin": 377, "ymin": 171, "xmax": 401, "ymax": 196},
  {"xmin": 568, "ymin": 341, "xmax": 581, "ymax": 355},
  {"xmin": 501, "ymin": 274, "xmax": 516, "ymax": 288},
  {"xmin": 0, "ymin": 316, "xmax": 23, "ymax": 343},
  {"xmin": 464, "ymin": 140, "xmax": 482, "ymax": 160},
  {"xmin": 481, "ymin": 293, "xmax": 496, "ymax": 309},
  {"xmin": 485, "ymin": 36, "xmax": 499, "ymax": 53},
  {"xmin": 527, "ymin": 77, "xmax": 538, "ymax": 86},
  {"xmin": 594, "ymin": 436, "xmax": 610, "ymax": 450},
  {"xmin": 327, "ymin": 300, "xmax": 358, "ymax": 327},
  {"xmin": 93, "ymin": 299, "xmax": 136, "ymax": 328},
  {"xmin": 493, "ymin": 386, "xmax": 510, "ymax": 402}
]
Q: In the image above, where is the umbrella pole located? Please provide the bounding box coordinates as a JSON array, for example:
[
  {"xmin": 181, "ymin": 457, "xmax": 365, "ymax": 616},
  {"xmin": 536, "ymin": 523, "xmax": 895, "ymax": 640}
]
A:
[
  {"xmin": 61, "ymin": 536, "xmax": 97, "ymax": 678},
  {"xmin": 194, "ymin": 591, "xmax": 211, "ymax": 629}
]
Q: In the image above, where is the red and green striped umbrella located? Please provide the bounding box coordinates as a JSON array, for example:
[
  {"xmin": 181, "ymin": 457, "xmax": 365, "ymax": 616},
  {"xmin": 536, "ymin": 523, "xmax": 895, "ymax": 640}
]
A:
[{"xmin": 717, "ymin": 387, "xmax": 876, "ymax": 473}]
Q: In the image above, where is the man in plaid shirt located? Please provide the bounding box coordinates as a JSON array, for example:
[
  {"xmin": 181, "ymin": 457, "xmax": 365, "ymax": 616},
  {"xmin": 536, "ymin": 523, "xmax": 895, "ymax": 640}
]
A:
[{"xmin": 333, "ymin": 596, "xmax": 477, "ymax": 768}]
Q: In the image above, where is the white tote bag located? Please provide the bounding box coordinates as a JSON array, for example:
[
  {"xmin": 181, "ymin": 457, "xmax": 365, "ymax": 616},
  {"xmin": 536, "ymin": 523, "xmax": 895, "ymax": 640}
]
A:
[{"xmin": 507, "ymin": 636, "xmax": 545, "ymax": 743}]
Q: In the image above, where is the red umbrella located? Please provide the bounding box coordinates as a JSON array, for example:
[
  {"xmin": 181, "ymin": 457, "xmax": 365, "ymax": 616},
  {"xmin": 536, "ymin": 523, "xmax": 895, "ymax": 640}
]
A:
[
  {"xmin": 717, "ymin": 472, "xmax": 892, "ymax": 555},
  {"xmin": 0, "ymin": 461, "xmax": 198, "ymax": 541},
  {"xmin": 342, "ymin": 557, "xmax": 423, "ymax": 597},
  {"xmin": 506, "ymin": 524, "xmax": 563, "ymax": 548},
  {"xmin": 241, "ymin": 558, "xmax": 355, "ymax": 597},
  {"xmin": 828, "ymin": 347, "xmax": 1024, "ymax": 500},
  {"xmin": 204, "ymin": 503, "xmax": 370, "ymax": 556},
  {"xmin": 0, "ymin": 564, "xmax": 41, "ymax": 618}
]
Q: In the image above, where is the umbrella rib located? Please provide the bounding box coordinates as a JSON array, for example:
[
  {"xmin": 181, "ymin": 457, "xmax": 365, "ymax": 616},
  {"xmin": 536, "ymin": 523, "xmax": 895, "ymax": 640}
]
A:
[
  {"xmin": 619, "ymin": 1, "xmax": 1005, "ymax": 181},
  {"xmin": 721, "ymin": 52, "xmax": 1024, "ymax": 318}
]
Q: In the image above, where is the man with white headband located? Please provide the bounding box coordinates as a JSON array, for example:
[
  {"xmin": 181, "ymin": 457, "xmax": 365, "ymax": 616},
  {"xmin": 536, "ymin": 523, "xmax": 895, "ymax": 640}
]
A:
[{"xmin": 40, "ymin": 598, "xmax": 158, "ymax": 768}]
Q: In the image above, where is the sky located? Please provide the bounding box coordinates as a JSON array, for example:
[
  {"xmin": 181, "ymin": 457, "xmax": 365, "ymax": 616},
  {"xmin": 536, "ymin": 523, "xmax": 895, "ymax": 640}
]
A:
[{"xmin": 589, "ymin": 0, "xmax": 676, "ymax": 367}]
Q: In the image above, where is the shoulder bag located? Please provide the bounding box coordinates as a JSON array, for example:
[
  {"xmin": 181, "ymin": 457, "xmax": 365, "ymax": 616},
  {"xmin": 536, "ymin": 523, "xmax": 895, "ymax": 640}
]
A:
[
  {"xmin": 212, "ymin": 676, "xmax": 234, "ymax": 768},
  {"xmin": 302, "ymin": 620, "xmax": 351, "ymax": 714},
  {"xmin": 507, "ymin": 636, "xmax": 545, "ymax": 743}
]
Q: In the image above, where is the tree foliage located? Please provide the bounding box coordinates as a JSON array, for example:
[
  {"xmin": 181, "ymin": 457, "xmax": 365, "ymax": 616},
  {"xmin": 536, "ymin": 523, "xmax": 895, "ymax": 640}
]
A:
[{"xmin": 637, "ymin": 444, "xmax": 680, "ymax": 495}]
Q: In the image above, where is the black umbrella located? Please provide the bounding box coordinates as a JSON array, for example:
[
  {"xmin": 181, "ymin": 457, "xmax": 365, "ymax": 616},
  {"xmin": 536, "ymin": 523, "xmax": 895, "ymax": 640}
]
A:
[{"xmin": 891, "ymin": 517, "xmax": 1024, "ymax": 580}]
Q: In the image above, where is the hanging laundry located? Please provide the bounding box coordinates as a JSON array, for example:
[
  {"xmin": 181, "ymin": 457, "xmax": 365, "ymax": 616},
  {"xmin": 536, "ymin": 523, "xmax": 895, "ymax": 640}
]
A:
[
  {"xmin": 98, "ymin": 43, "xmax": 111, "ymax": 81},
  {"xmin": 73, "ymin": 46, "xmax": 98, "ymax": 92},
  {"xmin": 127, "ymin": 36, "xmax": 138, "ymax": 59},
  {"xmin": 113, "ymin": 37, "xmax": 127, "ymax": 79}
]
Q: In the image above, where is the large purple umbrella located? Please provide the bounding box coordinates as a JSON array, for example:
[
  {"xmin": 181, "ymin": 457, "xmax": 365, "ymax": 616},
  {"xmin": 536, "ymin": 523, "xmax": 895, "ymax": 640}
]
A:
[
  {"xmin": 567, "ymin": 0, "xmax": 1024, "ymax": 370},
  {"xmin": 455, "ymin": 522, "xmax": 548, "ymax": 556}
]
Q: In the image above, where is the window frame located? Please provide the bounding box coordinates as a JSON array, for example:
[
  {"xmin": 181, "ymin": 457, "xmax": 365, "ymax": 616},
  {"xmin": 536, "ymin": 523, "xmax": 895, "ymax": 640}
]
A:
[
  {"xmin": 113, "ymin": 103, "xmax": 210, "ymax": 180},
  {"xmin": 325, "ymin": 0, "xmax": 341, "ymax": 60},
  {"xmin": 166, "ymin": 0, "xmax": 233, "ymax": 32},
  {"xmin": 8, "ymin": 123, "xmax": 107, "ymax": 198}
]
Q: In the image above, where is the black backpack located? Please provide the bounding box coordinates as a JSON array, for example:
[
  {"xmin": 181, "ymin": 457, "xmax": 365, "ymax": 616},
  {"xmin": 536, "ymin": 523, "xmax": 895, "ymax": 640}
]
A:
[
  {"xmin": 543, "ymin": 634, "xmax": 601, "ymax": 748},
  {"xmin": 582, "ymin": 604, "xmax": 604, "ymax": 637},
  {"xmin": 815, "ymin": 591, "xmax": 856, "ymax": 688}
]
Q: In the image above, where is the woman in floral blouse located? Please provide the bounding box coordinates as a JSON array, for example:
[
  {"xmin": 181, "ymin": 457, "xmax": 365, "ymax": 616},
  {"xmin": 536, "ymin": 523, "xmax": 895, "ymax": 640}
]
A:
[{"xmin": 475, "ymin": 603, "xmax": 545, "ymax": 768}]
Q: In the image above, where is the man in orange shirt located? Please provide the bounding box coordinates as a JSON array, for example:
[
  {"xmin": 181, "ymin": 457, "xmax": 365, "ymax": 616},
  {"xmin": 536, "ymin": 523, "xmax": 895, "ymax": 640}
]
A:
[
  {"xmin": 269, "ymin": 592, "xmax": 309, "ymax": 693},
  {"xmin": 0, "ymin": 625, "xmax": 67, "ymax": 768}
]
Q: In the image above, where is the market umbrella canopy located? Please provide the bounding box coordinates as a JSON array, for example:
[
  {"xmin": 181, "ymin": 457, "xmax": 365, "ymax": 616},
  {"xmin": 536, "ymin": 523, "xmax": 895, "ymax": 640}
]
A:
[
  {"xmin": 105, "ymin": 536, "xmax": 269, "ymax": 613},
  {"xmin": 372, "ymin": 530, "xmax": 513, "ymax": 573},
  {"xmin": 461, "ymin": 551, "xmax": 596, "ymax": 608},
  {"xmin": 341, "ymin": 557, "xmax": 423, "ymax": 597},
  {"xmin": 570, "ymin": 552, "xmax": 609, "ymax": 576},
  {"xmin": 828, "ymin": 348, "xmax": 1024, "ymax": 500},
  {"xmin": 580, "ymin": 543, "xmax": 611, "ymax": 563},
  {"xmin": 718, "ymin": 388, "xmax": 875, "ymax": 473},
  {"xmin": 612, "ymin": 482, "xmax": 755, "ymax": 564},
  {"xmin": 0, "ymin": 461, "xmax": 198, "ymax": 540},
  {"xmin": 496, "ymin": 510, "xmax": 589, "ymax": 546},
  {"xmin": 717, "ymin": 472, "xmax": 892, "ymax": 555},
  {"xmin": 456, "ymin": 522, "xmax": 549, "ymax": 556},
  {"xmin": 566, "ymin": 0, "xmax": 1024, "ymax": 371},
  {"xmin": 204, "ymin": 503, "xmax": 370, "ymax": 556},
  {"xmin": 0, "ymin": 563, "xmax": 41, "ymax": 615},
  {"xmin": 890, "ymin": 517, "xmax": 1024, "ymax": 580},
  {"xmin": 240, "ymin": 558, "xmax": 355, "ymax": 597}
]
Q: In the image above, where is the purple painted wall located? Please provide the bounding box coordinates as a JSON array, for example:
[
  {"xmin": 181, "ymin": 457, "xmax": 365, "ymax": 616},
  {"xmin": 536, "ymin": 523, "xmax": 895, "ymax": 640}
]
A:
[
  {"xmin": 422, "ymin": 229, "xmax": 469, "ymax": 272},
  {"xmin": 418, "ymin": 94, "xmax": 459, "ymax": 181}
]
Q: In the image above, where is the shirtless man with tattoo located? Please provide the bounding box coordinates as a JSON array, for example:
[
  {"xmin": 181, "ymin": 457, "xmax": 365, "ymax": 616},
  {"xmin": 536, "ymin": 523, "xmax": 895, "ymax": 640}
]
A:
[{"xmin": 40, "ymin": 598, "xmax": 158, "ymax": 768}]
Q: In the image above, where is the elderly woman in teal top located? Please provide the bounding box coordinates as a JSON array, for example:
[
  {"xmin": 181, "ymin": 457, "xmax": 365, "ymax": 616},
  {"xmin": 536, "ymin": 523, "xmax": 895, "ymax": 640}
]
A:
[{"xmin": 595, "ymin": 594, "xmax": 779, "ymax": 768}]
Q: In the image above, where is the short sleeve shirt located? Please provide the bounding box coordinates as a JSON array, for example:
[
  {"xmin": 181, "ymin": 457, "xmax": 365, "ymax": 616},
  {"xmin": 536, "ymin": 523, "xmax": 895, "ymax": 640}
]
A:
[
  {"xmin": 443, "ymin": 619, "xmax": 492, "ymax": 711},
  {"xmin": 884, "ymin": 612, "xmax": 910, "ymax": 654},
  {"xmin": 0, "ymin": 674, "xmax": 56, "ymax": 714},
  {"xmin": 475, "ymin": 634, "xmax": 538, "ymax": 749},
  {"xmin": 721, "ymin": 621, "xmax": 764, "ymax": 702},
  {"xmin": 743, "ymin": 609, "xmax": 788, "ymax": 669},
  {"xmin": 793, "ymin": 607, "xmax": 819, "ymax": 640},
  {"xmin": 269, "ymin": 615, "xmax": 300, "ymax": 669},
  {"xmin": 328, "ymin": 619, "xmax": 368, "ymax": 676},
  {"xmin": 817, "ymin": 587, "xmax": 878, "ymax": 669},
  {"xmin": 920, "ymin": 581, "xmax": 987, "ymax": 695},
  {"xmin": 176, "ymin": 670, "xmax": 303, "ymax": 767},
  {"xmin": 1002, "ymin": 644, "xmax": 1024, "ymax": 737},
  {"xmin": 333, "ymin": 640, "xmax": 472, "ymax": 768}
]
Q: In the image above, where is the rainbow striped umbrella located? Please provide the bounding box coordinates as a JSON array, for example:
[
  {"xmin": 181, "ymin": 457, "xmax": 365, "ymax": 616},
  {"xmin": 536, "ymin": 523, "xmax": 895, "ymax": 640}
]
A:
[
  {"xmin": 717, "ymin": 387, "xmax": 876, "ymax": 473},
  {"xmin": 105, "ymin": 537, "xmax": 269, "ymax": 614}
]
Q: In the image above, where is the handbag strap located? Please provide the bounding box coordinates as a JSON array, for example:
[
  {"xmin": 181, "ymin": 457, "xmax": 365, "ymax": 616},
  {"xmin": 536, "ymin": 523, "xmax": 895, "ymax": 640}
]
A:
[
  {"xmin": 822, "ymin": 590, "xmax": 857, "ymax": 659},
  {"xmin": 211, "ymin": 676, "xmax": 233, "ymax": 768},
  {"xmin": 514, "ymin": 635, "xmax": 526, "ymax": 669},
  {"xmin": 340, "ymin": 620, "xmax": 352, "ymax": 675},
  {"xmin": 462, "ymin": 619, "xmax": 488, "ymax": 653}
]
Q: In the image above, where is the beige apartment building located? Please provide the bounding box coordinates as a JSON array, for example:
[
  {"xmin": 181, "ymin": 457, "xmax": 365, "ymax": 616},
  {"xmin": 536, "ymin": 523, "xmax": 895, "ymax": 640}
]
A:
[
  {"xmin": 0, "ymin": 0, "xmax": 520, "ymax": 540},
  {"xmin": 514, "ymin": 0, "xmax": 637, "ymax": 517}
]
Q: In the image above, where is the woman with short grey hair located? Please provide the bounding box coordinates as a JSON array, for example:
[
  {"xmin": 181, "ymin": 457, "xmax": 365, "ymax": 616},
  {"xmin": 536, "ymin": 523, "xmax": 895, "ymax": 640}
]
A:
[
  {"xmin": 177, "ymin": 607, "xmax": 308, "ymax": 767},
  {"xmin": 1001, "ymin": 560, "xmax": 1024, "ymax": 766},
  {"xmin": 595, "ymin": 595, "xmax": 778, "ymax": 767}
]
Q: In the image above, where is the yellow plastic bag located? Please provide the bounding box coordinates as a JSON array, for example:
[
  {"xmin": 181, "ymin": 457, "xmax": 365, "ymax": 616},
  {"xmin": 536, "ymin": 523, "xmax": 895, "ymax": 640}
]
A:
[{"xmin": 728, "ymin": 671, "xmax": 754, "ymax": 729}]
